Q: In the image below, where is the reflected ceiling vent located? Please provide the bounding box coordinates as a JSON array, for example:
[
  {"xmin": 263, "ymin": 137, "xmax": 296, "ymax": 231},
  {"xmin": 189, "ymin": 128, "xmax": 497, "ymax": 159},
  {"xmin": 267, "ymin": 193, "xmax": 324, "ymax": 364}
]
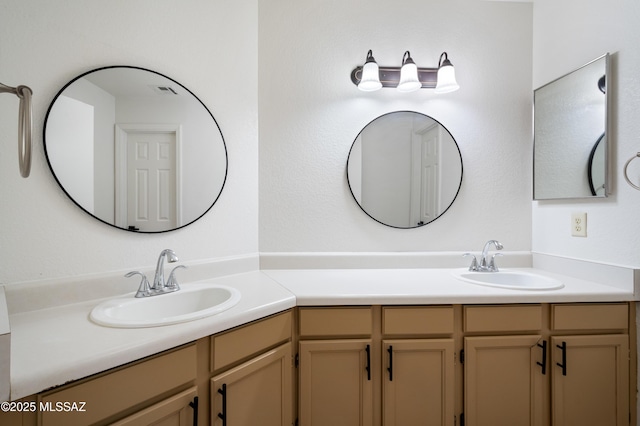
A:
[{"xmin": 151, "ymin": 85, "xmax": 178, "ymax": 95}]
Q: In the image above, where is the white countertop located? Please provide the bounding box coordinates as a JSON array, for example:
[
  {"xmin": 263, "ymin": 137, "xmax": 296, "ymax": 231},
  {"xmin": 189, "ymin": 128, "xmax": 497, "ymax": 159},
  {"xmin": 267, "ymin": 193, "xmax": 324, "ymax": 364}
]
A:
[
  {"xmin": 8, "ymin": 271, "xmax": 295, "ymax": 400},
  {"xmin": 264, "ymin": 267, "xmax": 635, "ymax": 305},
  {"xmin": 5, "ymin": 263, "xmax": 638, "ymax": 401}
]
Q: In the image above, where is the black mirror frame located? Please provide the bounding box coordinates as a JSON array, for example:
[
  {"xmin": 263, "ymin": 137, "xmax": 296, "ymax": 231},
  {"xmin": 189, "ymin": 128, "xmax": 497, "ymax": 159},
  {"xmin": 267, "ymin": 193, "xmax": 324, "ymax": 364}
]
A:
[
  {"xmin": 346, "ymin": 110, "xmax": 463, "ymax": 229},
  {"xmin": 43, "ymin": 65, "xmax": 228, "ymax": 233}
]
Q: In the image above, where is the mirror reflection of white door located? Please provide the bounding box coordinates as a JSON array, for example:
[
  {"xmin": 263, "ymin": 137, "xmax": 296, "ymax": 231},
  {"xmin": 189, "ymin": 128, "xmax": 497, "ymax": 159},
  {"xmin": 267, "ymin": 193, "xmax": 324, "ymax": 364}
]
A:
[
  {"xmin": 420, "ymin": 125, "xmax": 440, "ymax": 223},
  {"xmin": 115, "ymin": 124, "xmax": 182, "ymax": 232},
  {"xmin": 410, "ymin": 123, "xmax": 440, "ymax": 225}
]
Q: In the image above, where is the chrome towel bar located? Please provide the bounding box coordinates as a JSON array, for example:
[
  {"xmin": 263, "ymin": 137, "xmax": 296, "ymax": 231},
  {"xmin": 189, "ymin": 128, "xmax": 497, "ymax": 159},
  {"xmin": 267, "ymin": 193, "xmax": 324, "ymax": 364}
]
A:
[
  {"xmin": 1, "ymin": 81, "xmax": 33, "ymax": 178},
  {"xmin": 623, "ymin": 152, "xmax": 640, "ymax": 191}
]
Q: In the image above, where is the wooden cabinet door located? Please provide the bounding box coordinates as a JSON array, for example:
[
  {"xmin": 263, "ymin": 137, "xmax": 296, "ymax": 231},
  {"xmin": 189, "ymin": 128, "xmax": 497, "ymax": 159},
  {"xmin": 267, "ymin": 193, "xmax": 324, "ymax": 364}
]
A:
[
  {"xmin": 464, "ymin": 335, "xmax": 546, "ymax": 426},
  {"xmin": 382, "ymin": 339, "xmax": 455, "ymax": 426},
  {"xmin": 299, "ymin": 339, "xmax": 374, "ymax": 426},
  {"xmin": 551, "ymin": 335, "xmax": 629, "ymax": 426},
  {"xmin": 38, "ymin": 344, "xmax": 197, "ymax": 426},
  {"xmin": 211, "ymin": 342, "xmax": 292, "ymax": 426},
  {"xmin": 111, "ymin": 387, "xmax": 197, "ymax": 426}
]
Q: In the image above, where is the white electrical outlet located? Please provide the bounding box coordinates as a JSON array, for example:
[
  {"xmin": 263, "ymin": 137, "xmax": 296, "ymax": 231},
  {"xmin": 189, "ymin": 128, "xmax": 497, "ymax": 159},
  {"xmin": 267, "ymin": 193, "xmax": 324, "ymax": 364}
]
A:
[{"xmin": 571, "ymin": 212, "xmax": 587, "ymax": 237}]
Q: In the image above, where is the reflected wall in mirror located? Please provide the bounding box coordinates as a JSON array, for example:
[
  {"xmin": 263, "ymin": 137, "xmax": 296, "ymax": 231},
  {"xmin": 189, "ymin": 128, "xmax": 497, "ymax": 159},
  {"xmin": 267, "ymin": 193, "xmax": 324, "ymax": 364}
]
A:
[
  {"xmin": 44, "ymin": 66, "xmax": 228, "ymax": 233},
  {"xmin": 534, "ymin": 53, "xmax": 609, "ymax": 199},
  {"xmin": 347, "ymin": 111, "xmax": 463, "ymax": 228}
]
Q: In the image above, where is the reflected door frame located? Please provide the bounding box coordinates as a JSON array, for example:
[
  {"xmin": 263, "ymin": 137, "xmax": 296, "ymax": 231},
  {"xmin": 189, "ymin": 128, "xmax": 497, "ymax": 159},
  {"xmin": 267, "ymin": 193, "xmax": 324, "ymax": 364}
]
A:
[{"xmin": 114, "ymin": 124, "xmax": 183, "ymax": 231}]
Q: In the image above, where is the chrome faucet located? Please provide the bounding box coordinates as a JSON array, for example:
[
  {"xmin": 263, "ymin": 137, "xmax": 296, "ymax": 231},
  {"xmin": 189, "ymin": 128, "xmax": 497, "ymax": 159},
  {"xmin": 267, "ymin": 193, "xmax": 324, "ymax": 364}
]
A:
[
  {"xmin": 152, "ymin": 249, "xmax": 179, "ymax": 291},
  {"xmin": 125, "ymin": 249, "xmax": 186, "ymax": 297},
  {"xmin": 480, "ymin": 240, "xmax": 503, "ymax": 271},
  {"xmin": 463, "ymin": 240, "xmax": 503, "ymax": 272}
]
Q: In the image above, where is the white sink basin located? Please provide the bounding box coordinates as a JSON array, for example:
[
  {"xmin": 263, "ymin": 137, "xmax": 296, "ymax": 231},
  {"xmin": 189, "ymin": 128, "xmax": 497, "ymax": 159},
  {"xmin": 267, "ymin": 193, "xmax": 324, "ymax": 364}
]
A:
[
  {"xmin": 90, "ymin": 283, "xmax": 241, "ymax": 328},
  {"xmin": 452, "ymin": 269, "xmax": 564, "ymax": 291}
]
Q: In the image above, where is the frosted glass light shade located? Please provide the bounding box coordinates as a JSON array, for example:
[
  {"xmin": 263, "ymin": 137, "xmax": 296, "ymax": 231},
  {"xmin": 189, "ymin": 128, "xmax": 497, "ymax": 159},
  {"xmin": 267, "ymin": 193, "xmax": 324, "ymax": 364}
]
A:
[
  {"xmin": 397, "ymin": 53, "xmax": 421, "ymax": 93},
  {"xmin": 435, "ymin": 54, "xmax": 459, "ymax": 93},
  {"xmin": 358, "ymin": 61, "xmax": 382, "ymax": 91}
]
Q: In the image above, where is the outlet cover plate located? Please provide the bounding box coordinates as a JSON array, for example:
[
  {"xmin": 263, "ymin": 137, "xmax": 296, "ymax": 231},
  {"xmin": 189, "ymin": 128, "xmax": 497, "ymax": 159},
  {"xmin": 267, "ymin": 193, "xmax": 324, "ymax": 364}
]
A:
[{"xmin": 571, "ymin": 212, "xmax": 587, "ymax": 237}]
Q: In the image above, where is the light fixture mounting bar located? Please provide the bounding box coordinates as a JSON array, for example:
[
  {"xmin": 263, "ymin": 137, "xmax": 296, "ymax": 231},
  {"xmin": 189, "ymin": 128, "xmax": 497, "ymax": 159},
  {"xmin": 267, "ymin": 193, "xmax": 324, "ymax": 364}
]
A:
[{"xmin": 351, "ymin": 66, "xmax": 438, "ymax": 89}]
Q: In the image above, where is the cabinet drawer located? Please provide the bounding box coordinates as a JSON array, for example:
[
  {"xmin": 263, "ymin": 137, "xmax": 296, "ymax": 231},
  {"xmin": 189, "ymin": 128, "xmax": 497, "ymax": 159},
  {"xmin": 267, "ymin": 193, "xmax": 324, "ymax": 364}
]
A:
[
  {"xmin": 552, "ymin": 303, "xmax": 628, "ymax": 330},
  {"xmin": 299, "ymin": 307, "xmax": 372, "ymax": 337},
  {"xmin": 383, "ymin": 306, "xmax": 454, "ymax": 335},
  {"xmin": 464, "ymin": 305, "xmax": 542, "ymax": 332},
  {"xmin": 39, "ymin": 343, "xmax": 196, "ymax": 426},
  {"xmin": 212, "ymin": 311, "xmax": 292, "ymax": 371},
  {"xmin": 111, "ymin": 386, "xmax": 197, "ymax": 426}
]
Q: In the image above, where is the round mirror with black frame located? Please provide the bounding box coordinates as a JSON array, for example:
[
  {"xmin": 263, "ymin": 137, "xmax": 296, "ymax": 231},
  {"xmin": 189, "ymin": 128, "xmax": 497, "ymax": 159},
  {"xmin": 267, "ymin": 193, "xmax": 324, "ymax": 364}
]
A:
[
  {"xmin": 44, "ymin": 66, "xmax": 228, "ymax": 233},
  {"xmin": 346, "ymin": 111, "xmax": 463, "ymax": 229}
]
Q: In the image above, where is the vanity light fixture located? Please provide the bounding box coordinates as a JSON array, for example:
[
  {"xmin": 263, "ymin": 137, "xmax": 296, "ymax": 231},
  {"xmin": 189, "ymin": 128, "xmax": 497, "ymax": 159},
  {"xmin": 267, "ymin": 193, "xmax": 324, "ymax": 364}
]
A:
[
  {"xmin": 397, "ymin": 51, "xmax": 421, "ymax": 93},
  {"xmin": 357, "ymin": 50, "xmax": 383, "ymax": 91},
  {"xmin": 351, "ymin": 50, "xmax": 459, "ymax": 93},
  {"xmin": 434, "ymin": 52, "xmax": 460, "ymax": 93}
]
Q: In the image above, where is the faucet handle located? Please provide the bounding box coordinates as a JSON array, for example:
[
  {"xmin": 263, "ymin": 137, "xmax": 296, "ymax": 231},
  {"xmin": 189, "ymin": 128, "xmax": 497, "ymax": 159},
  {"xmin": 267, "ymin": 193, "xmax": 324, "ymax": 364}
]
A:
[
  {"xmin": 462, "ymin": 253, "xmax": 478, "ymax": 271},
  {"xmin": 166, "ymin": 265, "xmax": 187, "ymax": 291},
  {"xmin": 125, "ymin": 271, "xmax": 151, "ymax": 298},
  {"xmin": 489, "ymin": 253, "xmax": 503, "ymax": 272}
]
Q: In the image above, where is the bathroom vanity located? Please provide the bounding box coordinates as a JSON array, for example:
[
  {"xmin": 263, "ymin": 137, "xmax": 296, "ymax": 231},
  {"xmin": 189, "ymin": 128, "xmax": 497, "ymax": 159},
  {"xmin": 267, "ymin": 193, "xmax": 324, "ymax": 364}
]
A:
[
  {"xmin": 0, "ymin": 261, "xmax": 637, "ymax": 426},
  {"xmin": 2, "ymin": 310, "xmax": 294, "ymax": 426},
  {"xmin": 297, "ymin": 303, "xmax": 631, "ymax": 426}
]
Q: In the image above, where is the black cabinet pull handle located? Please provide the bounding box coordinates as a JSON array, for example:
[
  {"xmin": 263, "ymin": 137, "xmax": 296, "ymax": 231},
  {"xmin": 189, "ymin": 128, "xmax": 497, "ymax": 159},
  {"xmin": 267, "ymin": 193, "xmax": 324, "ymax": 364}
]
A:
[
  {"xmin": 387, "ymin": 345, "xmax": 394, "ymax": 381},
  {"xmin": 365, "ymin": 344, "xmax": 371, "ymax": 381},
  {"xmin": 217, "ymin": 384, "xmax": 227, "ymax": 426},
  {"xmin": 536, "ymin": 340, "xmax": 547, "ymax": 375},
  {"xmin": 189, "ymin": 396, "xmax": 199, "ymax": 426},
  {"xmin": 556, "ymin": 341, "xmax": 567, "ymax": 376}
]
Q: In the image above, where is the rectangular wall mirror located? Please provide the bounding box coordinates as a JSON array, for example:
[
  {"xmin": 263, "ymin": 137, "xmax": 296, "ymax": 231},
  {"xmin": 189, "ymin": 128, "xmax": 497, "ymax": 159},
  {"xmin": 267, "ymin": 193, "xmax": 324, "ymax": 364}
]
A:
[{"xmin": 533, "ymin": 53, "xmax": 609, "ymax": 200}]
